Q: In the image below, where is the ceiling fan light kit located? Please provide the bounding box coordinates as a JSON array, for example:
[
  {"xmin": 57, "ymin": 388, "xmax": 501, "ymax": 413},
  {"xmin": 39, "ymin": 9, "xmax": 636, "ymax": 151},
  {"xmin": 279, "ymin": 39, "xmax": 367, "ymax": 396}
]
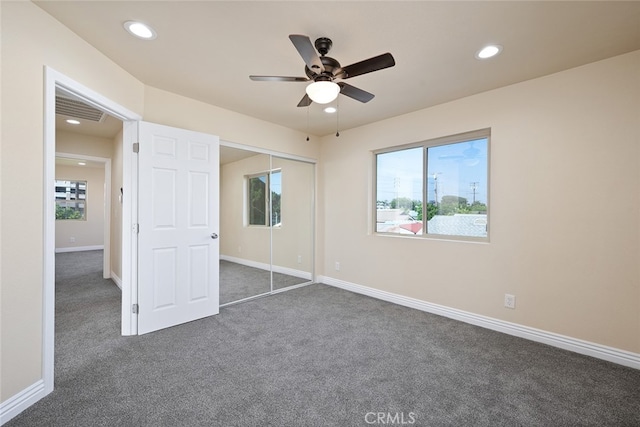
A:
[{"xmin": 306, "ymin": 81, "xmax": 340, "ymax": 104}]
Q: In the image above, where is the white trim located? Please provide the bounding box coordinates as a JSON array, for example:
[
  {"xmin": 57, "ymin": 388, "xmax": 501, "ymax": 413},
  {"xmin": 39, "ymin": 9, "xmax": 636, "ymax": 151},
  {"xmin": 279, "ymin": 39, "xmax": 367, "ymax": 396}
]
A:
[
  {"xmin": 43, "ymin": 67, "xmax": 142, "ymax": 417},
  {"xmin": 0, "ymin": 380, "xmax": 45, "ymax": 425},
  {"xmin": 220, "ymin": 254, "xmax": 270, "ymax": 272},
  {"xmin": 273, "ymin": 264, "xmax": 312, "ymax": 281},
  {"xmin": 110, "ymin": 271, "xmax": 123, "ymax": 290},
  {"xmin": 122, "ymin": 121, "xmax": 139, "ymax": 336},
  {"xmin": 55, "ymin": 245, "xmax": 104, "ymax": 253},
  {"xmin": 319, "ymin": 275, "xmax": 640, "ymax": 370},
  {"xmin": 221, "ymin": 254, "xmax": 312, "ymax": 280},
  {"xmin": 220, "ymin": 140, "xmax": 317, "ymax": 165}
]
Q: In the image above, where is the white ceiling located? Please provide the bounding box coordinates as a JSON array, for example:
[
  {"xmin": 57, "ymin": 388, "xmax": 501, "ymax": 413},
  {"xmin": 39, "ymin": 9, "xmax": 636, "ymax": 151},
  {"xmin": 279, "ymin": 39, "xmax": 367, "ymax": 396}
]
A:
[{"xmin": 37, "ymin": 1, "xmax": 640, "ymax": 137}]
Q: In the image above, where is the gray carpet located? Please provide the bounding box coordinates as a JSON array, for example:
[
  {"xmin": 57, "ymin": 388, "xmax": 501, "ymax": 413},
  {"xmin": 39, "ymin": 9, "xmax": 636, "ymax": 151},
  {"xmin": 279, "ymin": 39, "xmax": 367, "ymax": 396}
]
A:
[
  {"xmin": 220, "ymin": 260, "xmax": 309, "ymax": 305},
  {"xmin": 6, "ymin": 250, "xmax": 640, "ymax": 426}
]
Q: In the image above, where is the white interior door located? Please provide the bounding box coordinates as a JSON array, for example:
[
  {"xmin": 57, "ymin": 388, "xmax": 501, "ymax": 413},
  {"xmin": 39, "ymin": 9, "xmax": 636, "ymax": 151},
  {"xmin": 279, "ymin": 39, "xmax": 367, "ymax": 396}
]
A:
[{"xmin": 137, "ymin": 121, "xmax": 219, "ymax": 334}]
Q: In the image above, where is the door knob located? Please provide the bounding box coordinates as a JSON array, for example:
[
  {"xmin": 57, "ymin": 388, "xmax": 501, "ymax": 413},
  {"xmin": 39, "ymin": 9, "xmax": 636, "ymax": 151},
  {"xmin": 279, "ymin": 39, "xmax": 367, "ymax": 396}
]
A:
[{"xmin": 210, "ymin": 233, "xmax": 218, "ymax": 239}]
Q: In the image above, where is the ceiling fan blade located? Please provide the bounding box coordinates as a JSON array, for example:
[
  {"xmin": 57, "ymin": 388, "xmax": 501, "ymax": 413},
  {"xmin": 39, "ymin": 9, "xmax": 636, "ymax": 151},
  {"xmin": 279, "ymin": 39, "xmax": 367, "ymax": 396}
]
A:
[
  {"xmin": 341, "ymin": 53, "xmax": 395, "ymax": 79},
  {"xmin": 289, "ymin": 34, "xmax": 325, "ymax": 73},
  {"xmin": 250, "ymin": 75, "xmax": 309, "ymax": 82},
  {"xmin": 297, "ymin": 93, "xmax": 312, "ymax": 107},
  {"xmin": 338, "ymin": 82, "xmax": 375, "ymax": 103}
]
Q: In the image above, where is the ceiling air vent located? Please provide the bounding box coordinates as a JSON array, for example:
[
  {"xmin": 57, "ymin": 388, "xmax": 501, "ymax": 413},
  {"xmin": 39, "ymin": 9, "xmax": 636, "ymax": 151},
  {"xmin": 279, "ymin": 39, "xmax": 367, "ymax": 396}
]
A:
[{"xmin": 56, "ymin": 96, "xmax": 106, "ymax": 122}]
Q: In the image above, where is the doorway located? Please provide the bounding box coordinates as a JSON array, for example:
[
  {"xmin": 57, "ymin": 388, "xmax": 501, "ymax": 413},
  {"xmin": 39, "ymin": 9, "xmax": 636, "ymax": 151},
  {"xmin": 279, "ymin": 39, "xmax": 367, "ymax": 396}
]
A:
[
  {"xmin": 43, "ymin": 67, "xmax": 142, "ymax": 394},
  {"xmin": 54, "ymin": 154, "xmax": 112, "ymax": 279}
]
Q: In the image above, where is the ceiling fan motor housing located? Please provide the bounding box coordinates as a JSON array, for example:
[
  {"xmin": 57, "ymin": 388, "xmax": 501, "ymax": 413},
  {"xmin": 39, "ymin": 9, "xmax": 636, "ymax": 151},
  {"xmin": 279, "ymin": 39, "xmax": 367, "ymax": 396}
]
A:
[{"xmin": 305, "ymin": 56, "xmax": 342, "ymax": 80}]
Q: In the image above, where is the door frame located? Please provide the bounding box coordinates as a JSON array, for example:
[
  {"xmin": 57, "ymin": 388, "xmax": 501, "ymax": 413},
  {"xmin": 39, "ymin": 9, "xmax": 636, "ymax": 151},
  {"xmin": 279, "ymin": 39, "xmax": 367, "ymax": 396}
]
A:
[{"xmin": 43, "ymin": 67, "xmax": 141, "ymax": 395}]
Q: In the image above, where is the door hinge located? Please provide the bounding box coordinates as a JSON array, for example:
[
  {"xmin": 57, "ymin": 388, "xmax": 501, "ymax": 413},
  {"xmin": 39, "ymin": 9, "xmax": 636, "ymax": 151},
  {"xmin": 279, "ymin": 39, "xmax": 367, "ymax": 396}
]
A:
[
  {"xmin": 133, "ymin": 223, "xmax": 139, "ymax": 234},
  {"xmin": 133, "ymin": 142, "xmax": 139, "ymax": 153},
  {"xmin": 132, "ymin": 304, "xmax": 139, "ymax": 314}
]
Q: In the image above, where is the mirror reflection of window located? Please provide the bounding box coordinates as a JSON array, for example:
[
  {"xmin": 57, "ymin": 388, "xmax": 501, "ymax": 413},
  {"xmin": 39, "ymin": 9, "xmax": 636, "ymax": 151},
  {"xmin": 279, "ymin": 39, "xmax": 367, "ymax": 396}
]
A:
[
  {"xmin": 55, "ymin": 179, "xmax": 87, "ymax": 220},
  {"xmin": 247, "ymin": 170, "xmax": 282, "ymax": 227}
]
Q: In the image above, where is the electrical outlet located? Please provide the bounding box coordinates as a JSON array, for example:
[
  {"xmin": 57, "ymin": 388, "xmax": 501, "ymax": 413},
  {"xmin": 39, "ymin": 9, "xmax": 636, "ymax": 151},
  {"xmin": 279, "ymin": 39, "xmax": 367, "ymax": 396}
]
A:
[
  {"xmin": 69, "ymin": 237, "xmax": 75, "ymax": 243},
  {"xmin": 297, "ymin": 255, "xmax": 302, "ymax": 264},
  {"xmin": 335, "ymin": 261, "xmax": 341, "ymax": 271},
  {"xmin": 504, "ymin": 294, "xmax": 516, "ymax": 309}
]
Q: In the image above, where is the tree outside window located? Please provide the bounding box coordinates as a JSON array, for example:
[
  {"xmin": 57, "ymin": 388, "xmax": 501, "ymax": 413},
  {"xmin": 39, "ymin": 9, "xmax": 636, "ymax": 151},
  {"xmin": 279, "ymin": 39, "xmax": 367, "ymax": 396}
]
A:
[{"xmin": 247, "ymin": 170, "xmax": 281, "ymax": 227}]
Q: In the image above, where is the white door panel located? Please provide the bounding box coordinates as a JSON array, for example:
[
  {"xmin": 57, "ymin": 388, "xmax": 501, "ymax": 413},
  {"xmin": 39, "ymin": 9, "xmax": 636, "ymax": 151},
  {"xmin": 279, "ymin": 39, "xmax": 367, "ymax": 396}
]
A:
[{"xmin": 138, "ymin": 121, "xmax": 219, "ymax": 334}]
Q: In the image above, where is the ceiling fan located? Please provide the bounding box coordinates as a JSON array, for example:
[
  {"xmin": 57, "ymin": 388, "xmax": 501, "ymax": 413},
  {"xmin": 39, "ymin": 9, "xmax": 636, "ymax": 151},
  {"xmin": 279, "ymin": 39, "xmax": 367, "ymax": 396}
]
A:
[{"xmin": 250, "ymin": 35, "xmax": 395, "ymax": 107}]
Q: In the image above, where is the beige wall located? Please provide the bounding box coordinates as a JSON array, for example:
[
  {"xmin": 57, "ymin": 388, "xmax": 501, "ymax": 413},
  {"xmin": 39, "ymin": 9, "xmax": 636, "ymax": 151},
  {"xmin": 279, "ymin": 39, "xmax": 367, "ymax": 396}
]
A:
[
  {"xmin": 318, "ymin": 51, "xmax": 640, "ymax": 353},
  {"xmin": 55, "ymin": 130, "xmax": 115, "ymax": 251},
  {"xmin": 55, "ymin": 164, "xmax": 105, "ymax": 250},
  {"xmin": 56, "ymin": 130, "xmax": 115, "ymax": 159},
  {"xmin": 143, "ymin": 86, "xmax": 319, "ymax": 160},
  {"xmin": 221, "ymin": 153, "xmax": 272, "ymax": 264}
]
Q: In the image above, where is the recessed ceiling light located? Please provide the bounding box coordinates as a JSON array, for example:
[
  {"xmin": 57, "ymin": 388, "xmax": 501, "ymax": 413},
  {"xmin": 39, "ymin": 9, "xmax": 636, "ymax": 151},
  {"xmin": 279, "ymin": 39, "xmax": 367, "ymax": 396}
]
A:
[
  {"xmin": 476, "ymin": 45, "xmax": 503, "ymax": 59},
  {"xmin": 324, "ymin": 107, "xmax": 337, "ymax": 113},
  {"xmin": 124, "ymin": 21, "xmax": 157, "ymax": 40},
  {"xmin": 66, "ymin": 119, "xmax": 80, "ymax": 125},
  {"xmin": 78, "ymin": 162, "xmax": 86, "ymax": 166}
]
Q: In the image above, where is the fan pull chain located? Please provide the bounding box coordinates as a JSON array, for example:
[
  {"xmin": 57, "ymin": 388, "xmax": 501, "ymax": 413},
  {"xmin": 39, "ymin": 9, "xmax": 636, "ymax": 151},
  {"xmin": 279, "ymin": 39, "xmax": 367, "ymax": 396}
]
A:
[
  {"xmin": 335, "ymin": 97, "xmax": 340, "ymax": 137},
  {"xmin": 306, "ymin": 105, "xmax": 310, "ymax": 141}
]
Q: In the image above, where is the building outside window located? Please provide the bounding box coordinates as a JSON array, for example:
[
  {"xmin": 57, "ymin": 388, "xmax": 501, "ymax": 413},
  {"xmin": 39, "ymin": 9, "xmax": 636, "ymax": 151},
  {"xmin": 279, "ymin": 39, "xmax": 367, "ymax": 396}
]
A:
[{"xmin": 55, "ymin": 179, "xmax": 87, "ymax": 220}]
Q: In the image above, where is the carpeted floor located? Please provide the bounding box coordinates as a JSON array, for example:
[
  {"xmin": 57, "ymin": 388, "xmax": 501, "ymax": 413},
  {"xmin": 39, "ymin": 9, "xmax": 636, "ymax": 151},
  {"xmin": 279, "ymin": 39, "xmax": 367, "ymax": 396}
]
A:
[{"xmin": 5, "ymin": 250, "xmax": 640, "ymax": 426}]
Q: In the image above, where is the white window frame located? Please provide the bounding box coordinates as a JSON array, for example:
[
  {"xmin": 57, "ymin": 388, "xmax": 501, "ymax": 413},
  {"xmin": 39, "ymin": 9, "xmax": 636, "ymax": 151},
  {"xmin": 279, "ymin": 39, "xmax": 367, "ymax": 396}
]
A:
[{"xmin": 373, "ymin": 128, "xmax": 490, "ymax": 242}]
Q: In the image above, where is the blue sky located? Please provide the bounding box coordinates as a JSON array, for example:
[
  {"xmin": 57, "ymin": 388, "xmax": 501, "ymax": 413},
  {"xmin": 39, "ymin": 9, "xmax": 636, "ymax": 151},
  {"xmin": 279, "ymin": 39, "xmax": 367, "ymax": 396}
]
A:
[{"xmin": 377, "ymin": 138, "xmax": 488, "ymax": 204}]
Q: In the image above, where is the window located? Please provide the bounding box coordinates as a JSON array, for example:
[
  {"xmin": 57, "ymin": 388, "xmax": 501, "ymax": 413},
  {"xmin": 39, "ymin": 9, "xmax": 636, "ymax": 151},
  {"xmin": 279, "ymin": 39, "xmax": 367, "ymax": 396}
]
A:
[
  {"xmin": 247, "ymin": 170, "xmax": 282, "ymax": 227},
  {"xmin": 55, "ymin": 180, "xmax": 87, "ymax": 220},
  {"xmin": 375, "ymin": 129, "xmax": 489, "ymax": 239}
]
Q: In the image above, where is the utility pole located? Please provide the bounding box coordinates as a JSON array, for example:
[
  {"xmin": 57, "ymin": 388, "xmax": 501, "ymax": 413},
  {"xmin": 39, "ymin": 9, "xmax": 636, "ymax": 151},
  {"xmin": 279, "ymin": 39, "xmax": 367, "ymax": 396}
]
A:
[
  {"xmin": 394, "ymin": 176, "xmax": 400, "ymax": 209},
  {"xmin": 433, "ymin": 173, "xmax": 442, "ymax": 207},
  {"xmin": 469, "ymin": 182, "xmax": 479, "ymax": 204}
]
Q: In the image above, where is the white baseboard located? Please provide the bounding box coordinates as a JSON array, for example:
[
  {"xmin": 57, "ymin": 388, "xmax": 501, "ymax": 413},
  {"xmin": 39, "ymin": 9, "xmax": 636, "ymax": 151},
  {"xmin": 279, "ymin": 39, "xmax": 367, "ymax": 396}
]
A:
[
  {"xmin": 0, "ymin": 380, "xmax": 46, "ymax": 425},
  {"xmin": 55, "ymin": 245, "xmax": 104, "ymax": 253},
  {"xmin": 110, "ymin": 271, "xmax": 122, "ymax": 290},
  {"xmin": 220, "ymin": 255, "xmax": 312, "ymax": 280},
  {"xmin": 319, "ymin": 275, "xmax": 640, "ymax": 370}
]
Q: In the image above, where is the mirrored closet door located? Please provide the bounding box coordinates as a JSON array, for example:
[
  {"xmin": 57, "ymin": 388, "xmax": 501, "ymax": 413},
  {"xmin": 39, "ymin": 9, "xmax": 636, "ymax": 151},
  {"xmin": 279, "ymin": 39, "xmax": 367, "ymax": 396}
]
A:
[
  {"xmin": 219, "ymin": 146, "xmax": 314, "ymax": 306},
  {"xmin": 271, "ymin": 156, "xmax": 314, "ymax": 291}
]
